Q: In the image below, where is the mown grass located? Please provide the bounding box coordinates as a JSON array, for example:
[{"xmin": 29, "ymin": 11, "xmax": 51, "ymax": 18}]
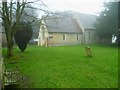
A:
[{"xmin": 2, "ymin": 45, "xmax": 118, "ymax": 88}]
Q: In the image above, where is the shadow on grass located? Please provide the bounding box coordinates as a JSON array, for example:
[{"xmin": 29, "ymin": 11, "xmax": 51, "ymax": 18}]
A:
[{"xmin": 82, "ymin": 55, "xmax": 94, "ymax": 59}]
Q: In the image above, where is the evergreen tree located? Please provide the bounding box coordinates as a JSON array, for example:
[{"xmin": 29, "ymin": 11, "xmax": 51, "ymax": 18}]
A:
[
  {"xmin": 14, "ymin": 22, "xmax": 33, "ymax": 52},
  {"xmin": 95, "ymin": 2, "xmax": 118, "ymax": 40}
]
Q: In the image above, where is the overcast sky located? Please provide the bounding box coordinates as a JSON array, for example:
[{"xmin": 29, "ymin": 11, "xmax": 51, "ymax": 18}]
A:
[{"xmin": 42, "ymin": 0, "xmax": 111, "ymax": 15}]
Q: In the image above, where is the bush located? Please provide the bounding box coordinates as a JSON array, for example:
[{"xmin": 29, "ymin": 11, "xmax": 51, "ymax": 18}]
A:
[{"xmin": 14, "ymin": 22, "xmax": 33, "ymax": 52}]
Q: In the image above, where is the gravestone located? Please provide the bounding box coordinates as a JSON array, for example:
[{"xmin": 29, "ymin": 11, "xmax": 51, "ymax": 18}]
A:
[{"xmin": 85, "ymin": 46, "xmax": 92, "ymax": 57}]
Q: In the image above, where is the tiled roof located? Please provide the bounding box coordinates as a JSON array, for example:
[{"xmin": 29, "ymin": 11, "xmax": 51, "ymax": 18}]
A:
[
  {"xmin": 43, "ymin": 13, "xmax": 97, "ymax": 33},
  {"xmin": 73, "ymin": 13, "xmax": 97, "ymax": 29},
  {"xmin": 45, "ymin": 16, "xmax": 83, "ymax": 34}
]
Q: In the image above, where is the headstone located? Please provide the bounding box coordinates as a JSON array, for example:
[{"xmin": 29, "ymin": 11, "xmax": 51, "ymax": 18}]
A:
[{"xmin": 85, "ymin": 46, "xmax": 92, "ymax": 57}]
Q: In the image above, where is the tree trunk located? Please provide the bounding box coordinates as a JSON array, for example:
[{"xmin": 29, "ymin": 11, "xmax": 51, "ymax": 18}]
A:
[
  {"xmin": 6, "ymin": 38, "xmax": 13, "ymax": 57},
  {"xmin": 5, "ymin": 31, "xmax": 14, "ymax": 57},
  {"xmin": 7, "ymin": 45, "xmax": 13, "ymax": 57}
]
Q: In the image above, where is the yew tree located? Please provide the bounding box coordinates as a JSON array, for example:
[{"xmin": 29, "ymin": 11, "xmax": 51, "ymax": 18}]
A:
[{"xmin": 14, "ymin": 21, "xmax": 33, "ymax": 52}]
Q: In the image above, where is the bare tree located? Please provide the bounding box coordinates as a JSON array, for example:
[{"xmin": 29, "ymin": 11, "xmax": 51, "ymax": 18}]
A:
[{"xmin": 1, "ymin": 0, "xmax": 51, "ymax": 57}]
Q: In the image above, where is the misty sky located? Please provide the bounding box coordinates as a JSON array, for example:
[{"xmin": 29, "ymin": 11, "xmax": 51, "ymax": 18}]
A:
[{"xmin": 43, "ymin": 0, "xmax": 111, "ymax": 15}]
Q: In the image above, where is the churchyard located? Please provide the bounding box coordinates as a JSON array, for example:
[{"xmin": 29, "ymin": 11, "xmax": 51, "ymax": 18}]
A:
[{"xmin": 2, "ymin": 45, "xmax": 118, "ymax": 88}]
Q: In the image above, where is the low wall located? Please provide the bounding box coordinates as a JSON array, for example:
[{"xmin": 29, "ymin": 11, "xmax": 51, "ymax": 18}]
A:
[
  {"xmin": 0, "ymin": 58, "xmax": 4, "ymax": 89},
  {"xmin": 2, "ymin": 33, "xmax": 7, "ymax": 47},
  {"xmin": 0, "ymin": 32, "xmax": 7, "ymax": 47}
]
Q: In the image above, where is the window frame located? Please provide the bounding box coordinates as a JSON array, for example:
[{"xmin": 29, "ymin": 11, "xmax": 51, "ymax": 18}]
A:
[
  {"xmin": 77, "ymin": 34, "xmax": 79, "ymax": 40},
  {"xmin": 63, "ymin": 34, "xmax": 66, "ymax": 40}
]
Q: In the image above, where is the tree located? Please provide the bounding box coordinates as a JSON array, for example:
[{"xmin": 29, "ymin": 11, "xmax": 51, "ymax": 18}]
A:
[
  {"xmin": 1, "ymin": 0, "xmax": 51, "ymax": 57},
  {"xmin": 21, "ymin": 5, "xmax": 40, "ymax": 40},
  {"xmin": 118, "ymin": 1, "xmax": 120, "ymax": 28},
  {"xmin": 118, "ymin": 1, "xmax": 120, "ymax": 46},
  {"xmin": 1, "ymin": 0, "xmax": 29, "ymax": 57},
  {"xmin": 14, "ymin": 21, "xmax": 32, "ymax": 52},
  {"xmin": 95, "ymin": 2, "xmax": 118, "ymax": 41}
]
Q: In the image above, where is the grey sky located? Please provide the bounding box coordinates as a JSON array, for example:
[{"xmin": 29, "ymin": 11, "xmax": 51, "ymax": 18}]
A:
[{"xmin": 43, "ymin": 0, "xmax": 111, "ymax": 15}]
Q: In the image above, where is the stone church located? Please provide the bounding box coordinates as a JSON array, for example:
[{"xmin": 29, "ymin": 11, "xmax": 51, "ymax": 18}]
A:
[{"xmin": 38, "ymin": 12, "xmax": 99, "ymax": 47}]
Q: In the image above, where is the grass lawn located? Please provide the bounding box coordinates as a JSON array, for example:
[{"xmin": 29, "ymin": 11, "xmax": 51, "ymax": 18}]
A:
[{"xmin": 3, "ymin": 45, "xmax": 118, "ymax": 88}]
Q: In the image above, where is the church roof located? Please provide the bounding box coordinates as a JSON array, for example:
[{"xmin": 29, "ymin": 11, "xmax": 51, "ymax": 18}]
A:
[
  {"xmin": 73, "ymin": 13, "xmax": 97, "ymax": 29},
  {"xmin": 43, "ymin": 13, "xmax": 97, "ymax": 33},
  {"xmin": 45, "ymin": 16, "xmax": 82, "ymax": 34}
]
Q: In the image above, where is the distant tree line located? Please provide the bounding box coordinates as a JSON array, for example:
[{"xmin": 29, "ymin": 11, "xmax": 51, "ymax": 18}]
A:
[{"xmin": 95, "ymin": 2, "xmax": 118, "ymax": 43}]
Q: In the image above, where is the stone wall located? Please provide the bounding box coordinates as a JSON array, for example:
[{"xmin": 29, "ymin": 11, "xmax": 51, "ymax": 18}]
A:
[
  {"xmin": 0, "ymin": 33, "xmax": 7, "ymax": 47},
  {"xmin": 49, "ymin": 33, "xmax": 83, "ymax": 46},
  {"xmin": 0, "ymin": 33, "xmax": 2, "ymax": 50},
  {"xmin": 0, "ymin": 24, "xmax": 7, "ymax": 47},
  {"xmin": 84, "ymin": 30, "xmax": 111, "ymax": 44},
  {"xmin": 84, "ymin": 30, "xmax": 97, "ymax": 44},
  {"xmin": 0, "ymin": 58, "xmax": 4, "ymax": 89}
]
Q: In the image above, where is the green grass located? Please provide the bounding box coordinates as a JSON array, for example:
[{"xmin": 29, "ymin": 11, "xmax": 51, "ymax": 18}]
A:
[{"xmin": 3, "ymin": 45, "xmax": 118, "ymax": 88}]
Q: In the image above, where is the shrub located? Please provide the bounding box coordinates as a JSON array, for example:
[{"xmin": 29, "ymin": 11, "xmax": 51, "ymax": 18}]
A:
[{"xmin": 14, "ymin": 22, "xmax": 33, "ymax": 52}]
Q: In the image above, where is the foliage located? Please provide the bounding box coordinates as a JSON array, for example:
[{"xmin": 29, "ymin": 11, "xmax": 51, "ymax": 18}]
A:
[
  {"xmin": 3, "ymin": 45, "xmax": 118, "ymax": 88},
  {"xmin": 14, "ymin": 22, "xmax": 33, "ymax": 52},
  {"xmin": 95, "ymin": 2, "xmax": 118, "ymax": 39}
]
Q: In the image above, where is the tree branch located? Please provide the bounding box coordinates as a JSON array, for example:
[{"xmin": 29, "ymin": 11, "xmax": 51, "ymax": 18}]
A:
[
  {"xmin": 20, "ymin": 1, "xmax": 27, "ymax": 18},
  {"xmin": 10, "ymin": 0, "xmax": 13, "ymax": 25}
]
